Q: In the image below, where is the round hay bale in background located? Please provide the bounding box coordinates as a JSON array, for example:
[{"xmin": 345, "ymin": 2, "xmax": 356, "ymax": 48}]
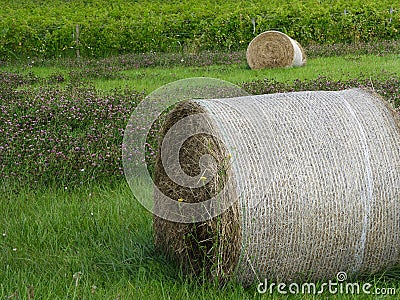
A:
[
  {"xmin": 246, "ymin": 30, "xmax": 307, "ymax": 69},
  {"xmin": 153, "ymin": 88, "xmax": 400, "ymax": 285}
]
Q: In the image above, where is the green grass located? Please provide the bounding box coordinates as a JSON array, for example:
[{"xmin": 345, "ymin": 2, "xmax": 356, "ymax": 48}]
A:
[
  {"xmin": 0, "ymin": 181, "xmax": 252, "ymax": 299},
  {"xmin": 1, "ymin": 52, "xmax": 400, "ymax": 298},
  {"xmin": 110, "ymin": 54, "xmax": 400, "ymax": 92},
  {"xmin": 4, "ymin": 53, "xmax": 400, "ymax": 93},
  {"xmin": 2, "ymin": 181, "xmax": 399, "ymax": 299}
]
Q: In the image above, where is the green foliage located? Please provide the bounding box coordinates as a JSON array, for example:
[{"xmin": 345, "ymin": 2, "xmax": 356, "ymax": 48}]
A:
[{"xmin": 0, "ymin": 0, "xmax": 399, "ymax": 59}]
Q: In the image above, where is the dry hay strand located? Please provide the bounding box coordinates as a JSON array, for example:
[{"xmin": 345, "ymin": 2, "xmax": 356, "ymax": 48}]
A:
[
  {"xmin": 246, "ymin": 30, "xmax": 307, "ymax": 69},
  {"xmin": 153, "ymin": 88, "xmax": 400, "ymax": 285},
  {"xmin": 373, "ymin": 90, "xmax": 400, "ymax": 135}
]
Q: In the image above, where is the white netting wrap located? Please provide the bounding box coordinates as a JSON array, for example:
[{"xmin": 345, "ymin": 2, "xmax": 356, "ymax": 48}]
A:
[{"xmin": 154, "ymin": 88, "xmax": 400, "ymax": 285}]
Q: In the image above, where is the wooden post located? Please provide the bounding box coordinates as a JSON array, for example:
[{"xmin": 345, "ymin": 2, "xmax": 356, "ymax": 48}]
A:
[
  {"xmin": 75, "ymin": 24, "xmax": 80, "ymax": 59},
  {"xmin": 389, "ymin": 7, "xmax": 393, "ymax": 23}
]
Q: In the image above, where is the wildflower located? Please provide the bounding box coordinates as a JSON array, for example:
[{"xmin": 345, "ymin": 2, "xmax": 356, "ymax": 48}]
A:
[
  {"xmin": 12, "ymin": 248, "xmax": 17, "ymax": 251},
  {"xmin": 2, "ymin": 233, "xmax": 6, "ymax": 237},
  {"xmin": 178, "ymin": 198, "xmax": 184, "ymax": 202},
  {"xmin": 227, "ymin": 153, "xmax": 232, "ymax": 159},
  {"xmin": 200, "ymin": 176, "xmax": 207, "ymax": 181},
  {"xmin": 73, "ymin": 272, "xmax": 82, "ymax": 287},
  {"xmin": 91, "ymin": 285, "xmax": 97, "ymax": 294}
]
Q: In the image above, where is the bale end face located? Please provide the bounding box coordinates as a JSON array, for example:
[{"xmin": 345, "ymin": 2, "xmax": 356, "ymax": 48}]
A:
[
  {"xmin": 246, "ymin": 30, "xmax": 306, "ymax": 69},
  {"xmin": 153, "ymin": 101, "xmax": 242, "ymax": 282}
]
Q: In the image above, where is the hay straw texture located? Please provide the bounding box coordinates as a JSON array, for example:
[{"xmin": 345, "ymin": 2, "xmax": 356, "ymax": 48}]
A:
[
  {"xmin": 246, "ymin": 31, "xmax": 307, "ymax": 69},
  {"xmin": 153, "ymin": 88, "xmax": 400, "ymax": 285},
  {"xmin": 153, "ymin": 101, "xmax": 242, "ymax": 279}
]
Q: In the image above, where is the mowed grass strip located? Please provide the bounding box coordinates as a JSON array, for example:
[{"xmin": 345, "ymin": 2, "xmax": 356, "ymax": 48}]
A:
[
  {"xmin": 102, "ymin": 54, "xmax": 400, "ymax": 92},
  {"xmin": 6, "ymin": 53, "xmax": 399, "ymax": 93}
]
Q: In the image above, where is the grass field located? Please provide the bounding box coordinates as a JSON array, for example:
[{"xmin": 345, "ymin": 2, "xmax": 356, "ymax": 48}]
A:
[
  {"xmin": 3, "ymin": 53, "xmax": 400, "ymax": 93},
  {"xmin": 2, "ymin": 182, "xmax": 400, "ymax": 299},
  {"xmin": 97, "ymin": 54, "xmax": 400, "ymax": 92},
  {"xmin": 1, "ymin": 46, "xmax": 400, "ymax": 299}
]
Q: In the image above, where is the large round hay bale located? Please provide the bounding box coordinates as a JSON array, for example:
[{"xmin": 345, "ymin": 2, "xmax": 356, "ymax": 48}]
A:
[
  {"xmin": 153, "ymin": 88, "xmax": 400, "ymax": 285},
  {"xmin": 246, "ymin": 31, "xmax": 307, "ymax": 69}
]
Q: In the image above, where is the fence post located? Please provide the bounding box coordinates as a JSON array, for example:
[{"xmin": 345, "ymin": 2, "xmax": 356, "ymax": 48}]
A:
[{"xmin": 75, "ymin": 24, "xmax": 80, "ymax": 59}]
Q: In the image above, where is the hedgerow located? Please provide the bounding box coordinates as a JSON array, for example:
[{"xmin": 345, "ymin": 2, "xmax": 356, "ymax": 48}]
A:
[{"xmin": 0, "ymin": 0, "xmax": 399, "ymax": 59}]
